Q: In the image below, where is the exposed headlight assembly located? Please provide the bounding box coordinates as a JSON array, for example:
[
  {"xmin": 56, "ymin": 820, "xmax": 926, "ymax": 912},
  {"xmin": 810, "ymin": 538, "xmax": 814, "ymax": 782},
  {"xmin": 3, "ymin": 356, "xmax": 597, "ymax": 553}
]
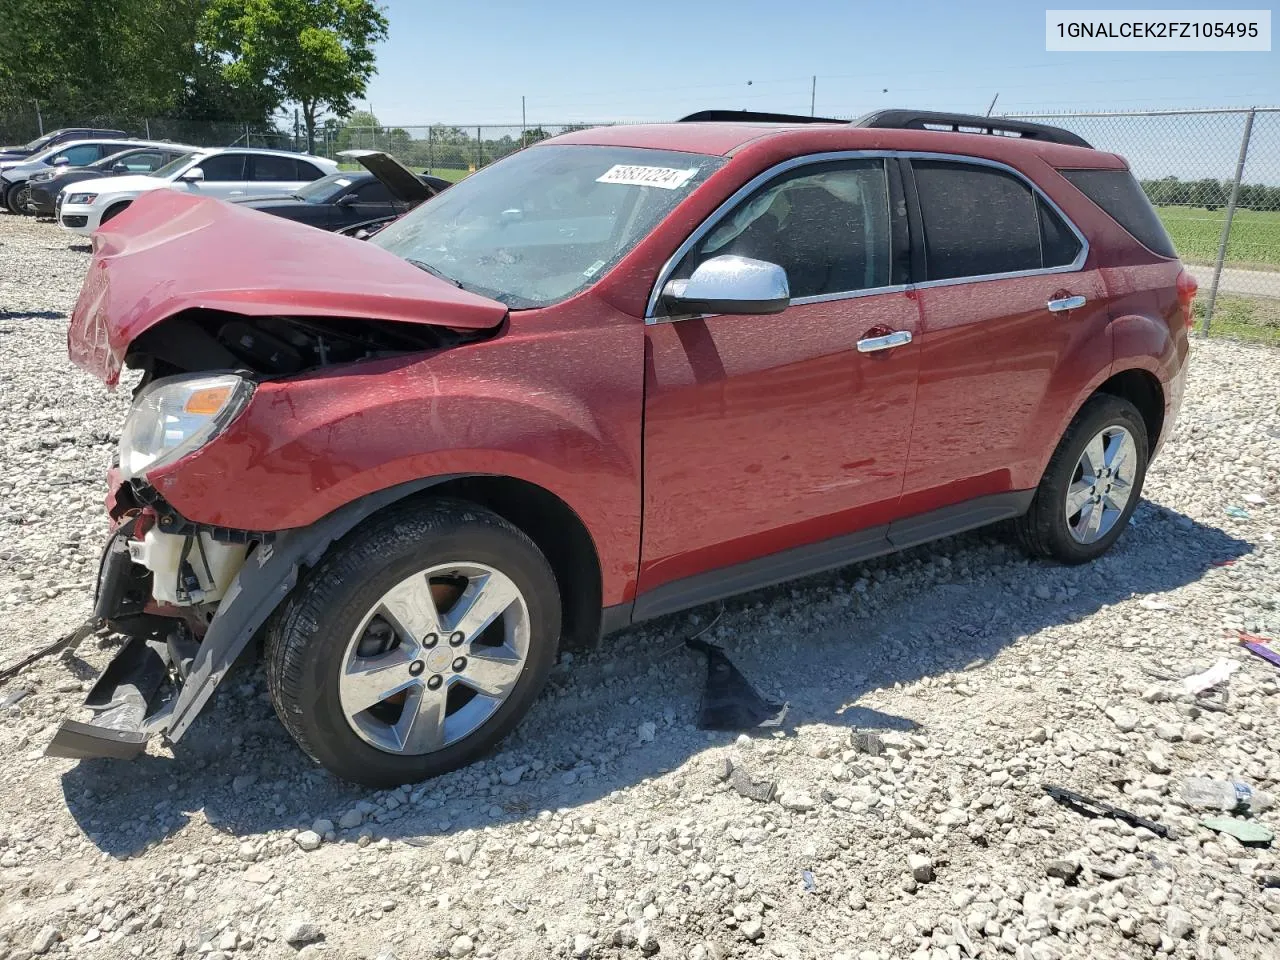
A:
[
  {"xmin": 119, "ymin": 374, "xmax": 254, "ymax": 480},
  {"xmin": 66, "ymin": 192, "xmax": 98, "ymax": 204}
]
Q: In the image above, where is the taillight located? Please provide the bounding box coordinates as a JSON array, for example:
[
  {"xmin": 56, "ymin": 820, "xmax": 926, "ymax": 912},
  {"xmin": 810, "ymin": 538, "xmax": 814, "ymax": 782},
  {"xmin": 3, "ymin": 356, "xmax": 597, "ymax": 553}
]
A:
[{"xmin": 1176, "ymin": 268, "xmax": 1198, "ymax": 330}]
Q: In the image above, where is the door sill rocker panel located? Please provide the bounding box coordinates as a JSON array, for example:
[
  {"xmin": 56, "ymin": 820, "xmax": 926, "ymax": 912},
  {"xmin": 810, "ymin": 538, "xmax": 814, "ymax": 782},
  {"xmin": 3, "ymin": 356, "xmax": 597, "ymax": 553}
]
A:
[{"xmin": 628, "ymin": 490, "xmax": 1034, "ymax": 625}]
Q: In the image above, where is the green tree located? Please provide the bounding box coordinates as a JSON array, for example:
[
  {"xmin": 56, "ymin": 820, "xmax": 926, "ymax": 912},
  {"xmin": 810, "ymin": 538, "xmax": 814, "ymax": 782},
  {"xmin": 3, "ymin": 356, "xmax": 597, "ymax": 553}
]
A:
[
  {"xmin": 201, "ymin": 0, "xmax": 389, "ymax": 153},
  {"xmin": 335, "ymin": 109, "xmax": 382, "ymax": 151}
]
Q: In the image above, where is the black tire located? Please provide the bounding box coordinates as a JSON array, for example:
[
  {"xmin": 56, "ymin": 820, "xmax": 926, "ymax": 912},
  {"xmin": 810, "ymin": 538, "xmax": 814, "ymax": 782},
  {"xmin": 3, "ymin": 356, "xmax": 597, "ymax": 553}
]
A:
[
  {"xmin": 1014, "ymin": 394, "xmax": 1149, "ymax": 564},
  {"xmin": 4, "ymin": 182, "xmax": 31, "ymax": 215},
  {"xmin": 266, "ymin": 498, "xmax": 561, "ymax": 787}
]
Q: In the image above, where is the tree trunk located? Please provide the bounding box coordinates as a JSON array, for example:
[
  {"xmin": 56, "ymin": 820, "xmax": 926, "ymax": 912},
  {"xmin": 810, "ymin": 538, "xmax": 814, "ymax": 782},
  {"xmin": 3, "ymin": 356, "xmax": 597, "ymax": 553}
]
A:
[{"xmin": 303, "ymin": 101, "xmax": 317, "ymax": 155}]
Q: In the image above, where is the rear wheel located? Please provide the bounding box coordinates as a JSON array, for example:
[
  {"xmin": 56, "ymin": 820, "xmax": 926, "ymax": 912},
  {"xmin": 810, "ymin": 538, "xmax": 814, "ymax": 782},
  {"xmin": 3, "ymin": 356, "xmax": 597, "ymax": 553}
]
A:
[
  {"xmin": 266, "ymin": 499, "xmax": 561, "ymax": 787},
  {"xmin": 1014, "ymin": 394, "xmax": 1149, "ymax": 564}
]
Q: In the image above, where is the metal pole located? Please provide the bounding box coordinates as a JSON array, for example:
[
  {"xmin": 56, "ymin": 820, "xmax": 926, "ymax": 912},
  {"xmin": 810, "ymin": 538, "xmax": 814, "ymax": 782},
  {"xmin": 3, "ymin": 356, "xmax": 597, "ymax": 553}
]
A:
[
  {"xmin": 144, "ymin": 118, "xmax": 151, "ymax": 139},
  {"xmin": 986, "ymin": 93, "xmax": 999, "ymax": 117},
  {"xmin": 1201, "ymin": 107, "xmax": 1256, "ymax": 336},
  {"xmin": 428, "ymin": 126, "xmax": 434, "ymax": 172},
  {"xmin": 810, "ymin": 76, "xmax": 816, "ymax": 116},
  {"xmin": 476, "ymin": 125, "xmax": 482, "ymax": 170},
  {"xmin": 521, "ymin": 96, "xmax": 527, "ymax": 147},
  {"xmin": 34, "ymin": 100, "xmax": 43, "ymax": 135}
]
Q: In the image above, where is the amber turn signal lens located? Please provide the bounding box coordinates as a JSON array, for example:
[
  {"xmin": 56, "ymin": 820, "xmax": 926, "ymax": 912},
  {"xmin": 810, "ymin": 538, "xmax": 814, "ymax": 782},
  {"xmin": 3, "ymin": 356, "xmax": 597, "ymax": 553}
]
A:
[{"xmin": 183, "ymin": 386, "xmax": 232, "ymax": 415}]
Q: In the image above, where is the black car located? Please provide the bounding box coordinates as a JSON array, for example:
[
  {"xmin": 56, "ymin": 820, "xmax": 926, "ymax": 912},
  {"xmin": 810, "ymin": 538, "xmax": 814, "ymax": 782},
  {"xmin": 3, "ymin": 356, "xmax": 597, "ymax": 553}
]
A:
[
  {"xmin": 0, "ymin": 127, "xmax": 127, "ymax": 162},
  {"xmin": 233, "ymin": 150, "xmax": 449, "ymax": 230},
  {"xmin": 27, "ymin": 145, "xmax": 196, "ymax": 217}
]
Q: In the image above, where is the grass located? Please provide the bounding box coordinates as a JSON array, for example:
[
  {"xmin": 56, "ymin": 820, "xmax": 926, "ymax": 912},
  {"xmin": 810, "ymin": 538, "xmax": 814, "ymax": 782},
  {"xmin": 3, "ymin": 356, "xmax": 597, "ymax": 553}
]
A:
[
  {"xmin": 1197, "ymin": 293, "xmax": 1280, "ymax": 344},
  {"xmin": 1156, "ymin": 206, "xmax": 1280, "ymax": 270}
]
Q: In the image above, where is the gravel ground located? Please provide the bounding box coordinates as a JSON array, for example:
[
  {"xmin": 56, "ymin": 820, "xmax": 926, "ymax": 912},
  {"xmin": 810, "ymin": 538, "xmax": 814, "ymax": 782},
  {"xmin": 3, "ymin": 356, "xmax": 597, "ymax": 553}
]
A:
[{"xmin": 2, "ymin": 209, "xmax": 1280, "ymax": 960}]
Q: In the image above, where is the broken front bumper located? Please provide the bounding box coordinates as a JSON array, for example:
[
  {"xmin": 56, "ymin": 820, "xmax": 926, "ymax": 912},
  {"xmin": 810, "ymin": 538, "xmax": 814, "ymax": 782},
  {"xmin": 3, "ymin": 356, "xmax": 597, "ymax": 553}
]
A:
[{"xmin": 45, "ymin": 478, "xmax": 443, "ymax": 762}]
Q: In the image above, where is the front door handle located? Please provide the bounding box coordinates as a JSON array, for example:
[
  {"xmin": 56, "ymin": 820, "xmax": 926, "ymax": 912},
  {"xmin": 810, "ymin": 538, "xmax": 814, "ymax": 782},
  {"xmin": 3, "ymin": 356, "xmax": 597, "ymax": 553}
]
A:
[
  {"xmin": 857, "ymin": 330, "xmax": 913, "ymax": 353},
  {"xmin": 1047, "ymin": 295, "xmax": 1086, "ymax": 312}
]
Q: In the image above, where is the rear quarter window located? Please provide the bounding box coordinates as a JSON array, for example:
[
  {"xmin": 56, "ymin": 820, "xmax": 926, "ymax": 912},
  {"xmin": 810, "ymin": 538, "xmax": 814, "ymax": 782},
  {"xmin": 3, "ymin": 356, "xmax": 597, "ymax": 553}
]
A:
[{"xmin": 1060, "ymin": 168, "xmax": 1177, "ymax": 259}]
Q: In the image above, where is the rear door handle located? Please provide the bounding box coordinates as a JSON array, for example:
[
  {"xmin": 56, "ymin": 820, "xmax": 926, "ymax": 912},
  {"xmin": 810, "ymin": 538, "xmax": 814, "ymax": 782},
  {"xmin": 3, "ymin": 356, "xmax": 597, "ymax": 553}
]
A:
[
  {"xmin": 857, "ymin": 330, "xmax": 912, "ymax": 353},
  {"xmin": 1047, "ymin": 295, "xmax": 1086, "ymax": 312}
]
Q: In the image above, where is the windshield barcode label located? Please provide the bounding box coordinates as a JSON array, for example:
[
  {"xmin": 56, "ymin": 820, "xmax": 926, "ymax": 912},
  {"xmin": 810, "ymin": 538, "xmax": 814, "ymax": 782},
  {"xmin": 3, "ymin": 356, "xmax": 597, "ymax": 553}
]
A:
[{"xmin": 596, "ymin": 164, "xmax": 699, "ymax": 190}]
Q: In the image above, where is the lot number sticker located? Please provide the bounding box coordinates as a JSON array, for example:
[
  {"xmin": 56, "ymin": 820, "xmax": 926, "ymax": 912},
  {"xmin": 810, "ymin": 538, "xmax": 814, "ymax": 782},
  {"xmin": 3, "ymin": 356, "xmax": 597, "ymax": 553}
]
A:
[{"xmin": 597, "ymin": 164, "xmax": 699, "ymax": 190}]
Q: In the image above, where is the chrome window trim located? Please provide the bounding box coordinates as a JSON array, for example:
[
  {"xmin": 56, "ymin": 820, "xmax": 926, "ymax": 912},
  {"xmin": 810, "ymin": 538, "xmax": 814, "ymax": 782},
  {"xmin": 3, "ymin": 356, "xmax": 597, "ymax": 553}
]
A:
[{"xmin": 644, "ymin": 149, "xmax": 1089, "ymax": 324}]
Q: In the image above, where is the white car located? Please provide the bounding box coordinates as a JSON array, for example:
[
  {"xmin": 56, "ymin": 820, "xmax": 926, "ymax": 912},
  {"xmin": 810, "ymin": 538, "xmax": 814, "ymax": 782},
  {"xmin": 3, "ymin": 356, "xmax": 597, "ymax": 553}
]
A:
[{"xmin": 57, "ymin": 147, "xmax": 338, "ymax": 236}]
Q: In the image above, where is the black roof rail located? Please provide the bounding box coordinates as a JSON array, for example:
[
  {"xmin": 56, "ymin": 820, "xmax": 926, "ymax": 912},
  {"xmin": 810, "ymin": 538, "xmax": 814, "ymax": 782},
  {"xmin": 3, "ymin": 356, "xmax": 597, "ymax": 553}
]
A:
[
  {"xmin": 678, "ymin": 109, "xmax": 848, "ymax": 124},
  {"xmin": 853, "ymin": 109, "xmax": 1092, "ymax": 148}
]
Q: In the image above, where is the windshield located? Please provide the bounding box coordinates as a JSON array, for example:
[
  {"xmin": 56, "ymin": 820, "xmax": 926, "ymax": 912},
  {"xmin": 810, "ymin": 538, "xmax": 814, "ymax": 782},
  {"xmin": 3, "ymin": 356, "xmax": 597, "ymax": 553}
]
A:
[
  {"xmin": 371, "ymin": 144, "xmax": 725, "ymax": 308},
  {"xmin": 295, "ymin": 173, "xmax": 354, "ymax": 202},
  {"xmin": 21, "ymin": 133, "xmax": 55, "ymax": 152},
  {"xmin": 150, "ymin": 152, "xmax": 200, "ymax": 180}
]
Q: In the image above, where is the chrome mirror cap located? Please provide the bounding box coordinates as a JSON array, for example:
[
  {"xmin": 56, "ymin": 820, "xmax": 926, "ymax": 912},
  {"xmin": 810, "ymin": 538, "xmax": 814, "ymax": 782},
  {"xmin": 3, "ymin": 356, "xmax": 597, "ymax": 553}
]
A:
[{"xmin": 662, "ymin": 255, "xmax": 790, "ymax": 316}]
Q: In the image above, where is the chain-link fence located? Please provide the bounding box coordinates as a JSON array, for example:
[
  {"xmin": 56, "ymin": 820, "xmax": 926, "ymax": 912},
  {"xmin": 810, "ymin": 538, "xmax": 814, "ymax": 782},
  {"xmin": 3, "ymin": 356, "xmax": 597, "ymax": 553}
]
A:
[
  {"xmin": 1004, "ymin": 108, "xmax": 1280, "ymax": 337},
  {"xmin": 4, "ymin": 106, "xmax": 1276, "ymax": 338}
]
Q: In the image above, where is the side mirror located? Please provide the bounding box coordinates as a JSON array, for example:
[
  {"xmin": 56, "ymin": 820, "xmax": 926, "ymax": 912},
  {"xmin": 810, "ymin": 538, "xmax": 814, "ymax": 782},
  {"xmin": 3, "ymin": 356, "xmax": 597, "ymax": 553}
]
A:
[
  {"xmin": 661, "ymin": 255, "xmax": 790, "ymax": 316},
  {"xmin": 111, "ymin": 162, "xmax": 128, "ymax": 173},
  {"xmin": 336, "ymin": 193, "xmax": 359, "ymax": 206},
  {"xmin": 51, "ymin": 155, "xmax": 70, "ymax": 166},
  {"xmin": 179, "ymin": 167, "xmax": 205, "ymax": 182}
]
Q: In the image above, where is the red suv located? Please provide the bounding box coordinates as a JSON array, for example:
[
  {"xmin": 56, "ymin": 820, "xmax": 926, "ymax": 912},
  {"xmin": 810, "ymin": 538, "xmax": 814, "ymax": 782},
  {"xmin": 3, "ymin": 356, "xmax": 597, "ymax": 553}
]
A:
[{"xmin": 51, "ymin": 110, "xmax": 1194, "ymax": 786}]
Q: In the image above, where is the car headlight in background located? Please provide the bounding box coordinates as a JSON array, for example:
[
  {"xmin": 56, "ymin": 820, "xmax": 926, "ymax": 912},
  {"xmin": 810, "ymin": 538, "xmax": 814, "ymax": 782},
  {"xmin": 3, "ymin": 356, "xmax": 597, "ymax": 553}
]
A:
[
  {"xmin": 66, "ymin": 193, "xmax": 98, "ymax": 204},
  {"xmin": 119, "ymin": 374, "xmax": 254, "ymax": 481}
]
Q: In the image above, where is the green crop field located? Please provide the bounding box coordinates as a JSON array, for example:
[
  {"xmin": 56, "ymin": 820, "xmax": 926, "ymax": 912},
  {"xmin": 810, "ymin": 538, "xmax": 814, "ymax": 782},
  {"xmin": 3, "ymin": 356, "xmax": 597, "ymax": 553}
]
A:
[{"xmin": 1156, "ymin": 206, "xmax": 1280, "ymax": 270}]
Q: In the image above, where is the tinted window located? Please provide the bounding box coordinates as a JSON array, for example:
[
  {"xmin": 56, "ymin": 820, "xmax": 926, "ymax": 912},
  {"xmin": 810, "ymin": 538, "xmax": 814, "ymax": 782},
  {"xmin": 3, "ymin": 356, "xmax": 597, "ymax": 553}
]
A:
[
  {"xmin": 354, "ymin": 179, "xmax": 393, "ymax": 203},
  {"xmin": 293, "ymin": 158, "xmax": 325, "ymax": 181},
  {"xmin": 676, "ymin": 160, "xmax": 891, "ymax": 299},
  {"xmin": 1060, "ymin": 168, "xmax": 1176, "ymax": 258},
  {"xmin": 913, "ymin": 161, "xmax": 1042, "ymax": 280},
  {"xmin": 251, "ymin": 154, "xmax": 298, "ymax": 181},
  {"xmin": 55, "ymin": 144, "xmax": 102, "ymax": 166},
  {"xmin": 199, "ymin": 154, "xmax": 247, "ymax": 181},
  {"xmin": 1039, "ymin": 197, "xmax": 1081, "ymax": 267}
]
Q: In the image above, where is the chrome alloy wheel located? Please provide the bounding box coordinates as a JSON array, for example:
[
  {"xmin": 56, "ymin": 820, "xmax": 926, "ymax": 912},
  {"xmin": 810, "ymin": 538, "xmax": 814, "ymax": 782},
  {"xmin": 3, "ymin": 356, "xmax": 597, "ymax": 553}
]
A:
[
  {"xmin": 339, "ymin": 562, "xmax": 530, "ymax": 755},
  {"xmin": 1065, "ymin": 424, "xmax": 1138, "ymax": 544}
]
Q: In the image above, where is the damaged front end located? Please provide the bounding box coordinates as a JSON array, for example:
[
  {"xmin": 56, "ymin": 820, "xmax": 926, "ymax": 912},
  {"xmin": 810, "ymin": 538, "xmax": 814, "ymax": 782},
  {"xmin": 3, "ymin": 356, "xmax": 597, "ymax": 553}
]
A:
[{"xmin": 49, "ymin": 188, "xmax": 512, "ymax": 762}]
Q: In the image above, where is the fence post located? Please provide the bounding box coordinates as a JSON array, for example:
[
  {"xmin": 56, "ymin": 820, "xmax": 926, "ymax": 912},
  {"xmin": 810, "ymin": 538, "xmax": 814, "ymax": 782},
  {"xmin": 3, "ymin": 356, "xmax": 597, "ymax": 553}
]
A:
[
  {"xmin": 427, "ymin": 126, "xmax": 434, "ymax": 172},
  {"xmin": 476, "ymin": 126, "xmax": 482, "ymax": 170},
  {"xmin": 1201, "ymin": 107, "xmax": 1256, "ymax": 337}
]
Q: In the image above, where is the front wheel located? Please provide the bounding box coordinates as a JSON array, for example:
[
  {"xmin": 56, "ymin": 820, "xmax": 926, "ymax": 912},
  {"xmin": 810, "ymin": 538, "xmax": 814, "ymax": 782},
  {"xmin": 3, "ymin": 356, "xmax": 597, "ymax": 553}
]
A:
[
  {"xmin": 4, "ymin": 182, "xmax": 31, "ymax": 214},
  {"xmin": 266, "ymin": 499, "xmax": 561, "ymax": 787},
  {"xmin": 1014, "ymin": 394, "xmax": 1149, "ymax": 564}
]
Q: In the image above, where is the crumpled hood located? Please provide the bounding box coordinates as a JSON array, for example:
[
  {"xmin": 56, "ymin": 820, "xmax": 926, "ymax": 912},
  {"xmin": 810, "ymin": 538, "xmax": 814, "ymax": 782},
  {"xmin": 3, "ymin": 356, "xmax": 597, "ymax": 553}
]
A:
[{"xmin": 68, "ymin": 189, "xmax": 508, "ymax": 385}]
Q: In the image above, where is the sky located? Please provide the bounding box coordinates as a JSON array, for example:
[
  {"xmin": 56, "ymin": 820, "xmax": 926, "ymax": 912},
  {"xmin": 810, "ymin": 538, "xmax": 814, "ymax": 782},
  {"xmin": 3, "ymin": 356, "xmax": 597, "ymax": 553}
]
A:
[{"xmin": 362, "ymin": 0, "xmax": 1277, "ymax": 126}]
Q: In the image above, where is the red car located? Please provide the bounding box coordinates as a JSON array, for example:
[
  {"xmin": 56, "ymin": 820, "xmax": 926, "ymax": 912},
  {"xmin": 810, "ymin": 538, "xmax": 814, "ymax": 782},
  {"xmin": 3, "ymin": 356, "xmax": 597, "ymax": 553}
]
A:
[{"xmin": 51, "ymin": 110, "xmax": 1194, "ymax": 786}]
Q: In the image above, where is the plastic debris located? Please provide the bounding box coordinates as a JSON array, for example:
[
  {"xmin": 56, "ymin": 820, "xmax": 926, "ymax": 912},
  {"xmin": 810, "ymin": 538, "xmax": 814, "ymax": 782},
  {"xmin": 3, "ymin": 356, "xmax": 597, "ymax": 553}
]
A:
[
  {"xmin": 1242, "ymin": 493, "xmax": 1267, "ymax": 505},
  {"xmin": 1139, "ymin": 597, "xmax": 1173, "ymax": 611},
  {"xmin": 1182, "ymin": 659, "xmax": 1240, "ymax": 695},
  {"xmin": 802, "ymin": 869, "xmax": 816, "ymax": 893},
  {"xmin": 1044, "ymin": 784, "xmax": 1171, "ymax": 838},
  {"xmin": 0, "ymin": 686, "xmax": 31, "ymax": 709},
  {"xmin": 0, "ymin": 618, "xmax": 100, "ymax": 683},
  {"xmin": 1211, "ymin": 558, "xmax": 1237, "ymax": 567},
  {"xmin": 1200, "ymin": 817, "xmax": 1273, "ymax": 846},
  {"xmin": 1239, "ymin": 633, "xmax": 1280, "ymax": 670},
  {"xmin": 1225, "ymin": 506, "xmax": 1251, "ymax": 520},
  {"xmin": 686, "ymin": 636, "xmax": 787, "ymax": 730},
  {"xmin": 728, "ymin": 764, "xmax": 777, "ymax": 803}
]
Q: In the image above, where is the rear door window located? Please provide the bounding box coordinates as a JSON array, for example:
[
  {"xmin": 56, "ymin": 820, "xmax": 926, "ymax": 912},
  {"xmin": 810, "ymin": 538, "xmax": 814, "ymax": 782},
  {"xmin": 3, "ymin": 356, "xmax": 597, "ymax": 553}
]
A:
[
  {"xmin": 250, "ymin": 154, "xmax": 298, "ymax": 181},
  {"xmin": 354, "ymin": 179, "xmax": 394, "ymax": 203},
  {"xmin": 674, "ymin": 159, "xmax": 893, "ymax": 299},
  {"xmin": 293, "ymin": 158, "xmax": 326, "ymax": 181},
  {"xmin": 1059, "ymin": 168, "xmax": 1176, "ymax": 258},
  {"xmin": 199, "ymin": 153, "xmax": 247, "ymax": 181}
]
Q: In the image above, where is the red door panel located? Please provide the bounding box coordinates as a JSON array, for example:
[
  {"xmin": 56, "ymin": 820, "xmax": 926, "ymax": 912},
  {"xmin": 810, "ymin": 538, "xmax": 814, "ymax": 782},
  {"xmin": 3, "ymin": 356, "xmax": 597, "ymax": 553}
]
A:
[
  {"xmin": 640, "ymin": 291, "xmax": 920, "ymax": 592},
  {"xmin": 901, "ymin": 271, "xmax": 1112, "ymax": 515}
]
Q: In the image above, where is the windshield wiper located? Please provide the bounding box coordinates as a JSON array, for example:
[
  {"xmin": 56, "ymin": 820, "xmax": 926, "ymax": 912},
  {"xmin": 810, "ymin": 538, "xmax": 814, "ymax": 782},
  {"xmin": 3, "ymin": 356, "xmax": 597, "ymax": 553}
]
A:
[{"xmin": 406, "ymin": 258, "xmax": 463, "ymax": 288}]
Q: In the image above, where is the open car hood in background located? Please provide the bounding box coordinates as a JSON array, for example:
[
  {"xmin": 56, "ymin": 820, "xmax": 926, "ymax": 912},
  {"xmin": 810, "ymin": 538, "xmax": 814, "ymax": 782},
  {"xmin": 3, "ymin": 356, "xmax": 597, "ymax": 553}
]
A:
[
  {"xmin": 339, "ymin": 149, "xmax": 438, "ymax": 205},
  {"xmin": 68, "ymin": 189, "xmax": 508, "ymax": 386}
]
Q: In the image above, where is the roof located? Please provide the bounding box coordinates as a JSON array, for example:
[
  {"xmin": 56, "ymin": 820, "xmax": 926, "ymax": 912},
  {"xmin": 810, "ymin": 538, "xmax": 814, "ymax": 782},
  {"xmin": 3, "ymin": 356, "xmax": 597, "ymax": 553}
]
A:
[
  {"xmin": 546, "ymin": 121, "xmax": 1119, "ymax": 168},
  {"xmin": 192, "ymin": 146, "xmax": 336, "ymax": 163}
]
